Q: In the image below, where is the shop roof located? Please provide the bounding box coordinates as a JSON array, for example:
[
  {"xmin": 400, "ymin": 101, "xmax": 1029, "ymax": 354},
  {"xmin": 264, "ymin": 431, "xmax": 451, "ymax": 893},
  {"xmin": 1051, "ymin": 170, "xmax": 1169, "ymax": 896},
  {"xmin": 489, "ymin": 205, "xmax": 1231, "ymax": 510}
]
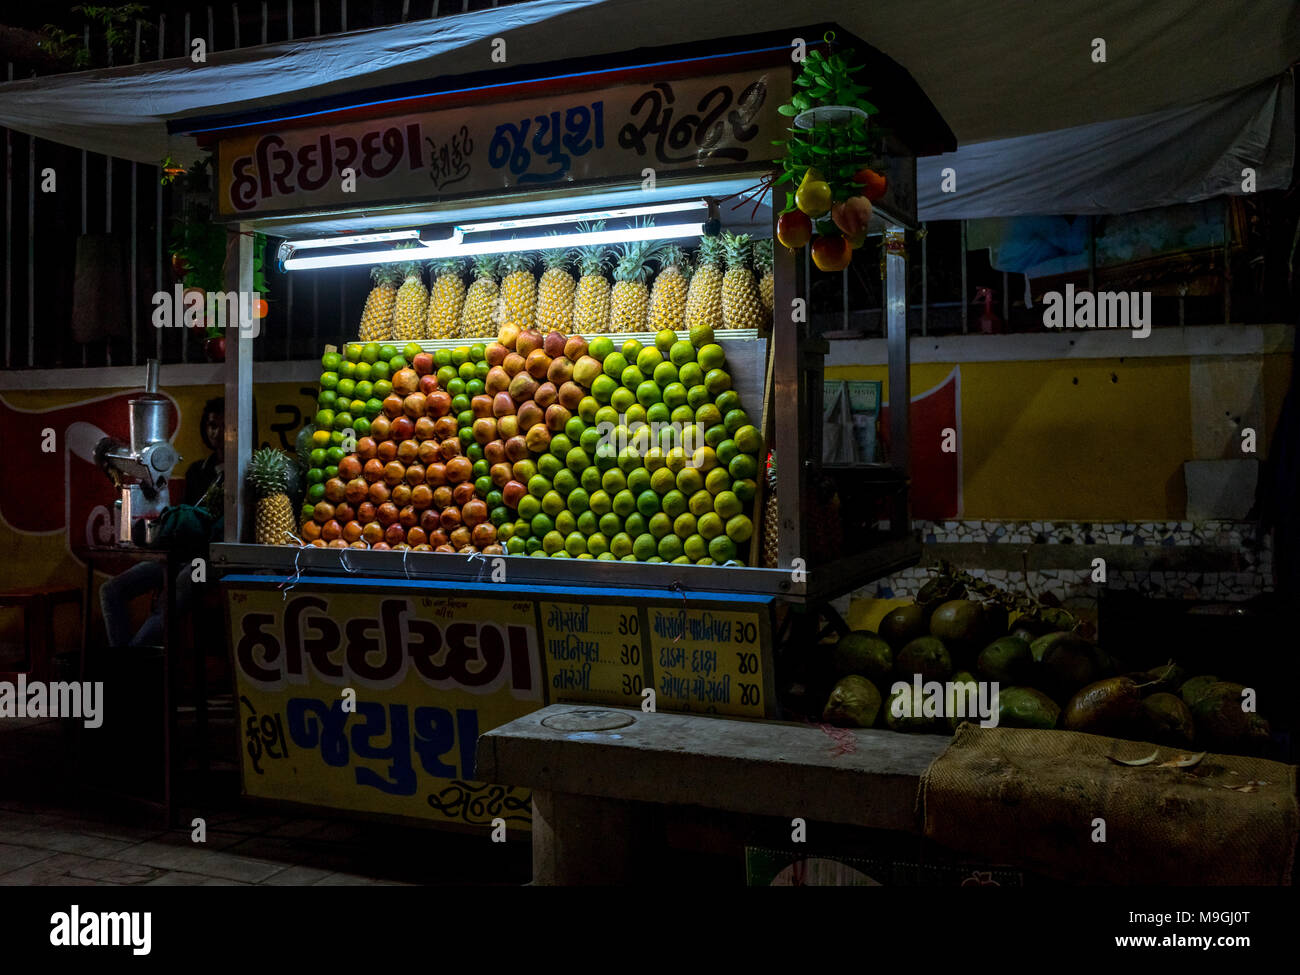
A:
[{"xmin": 0, "ymin": 0, "xmax": 1294, "ymax": 217}]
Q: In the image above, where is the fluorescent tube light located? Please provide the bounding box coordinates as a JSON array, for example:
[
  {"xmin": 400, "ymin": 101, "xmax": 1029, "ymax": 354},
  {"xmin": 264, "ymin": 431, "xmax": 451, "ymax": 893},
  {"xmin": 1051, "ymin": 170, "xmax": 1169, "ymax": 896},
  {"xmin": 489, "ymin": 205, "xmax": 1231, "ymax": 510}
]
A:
[
  {"xmin": 286, "ymin": 229, "xmax": 421, "ymax": 250},
  {"xmin": 283, "ymin": 222, "xmax": 705, "ymax": 271},
  {"xmin": 461, "ymin": 201, "xmax": 708, "ymax": 234}
]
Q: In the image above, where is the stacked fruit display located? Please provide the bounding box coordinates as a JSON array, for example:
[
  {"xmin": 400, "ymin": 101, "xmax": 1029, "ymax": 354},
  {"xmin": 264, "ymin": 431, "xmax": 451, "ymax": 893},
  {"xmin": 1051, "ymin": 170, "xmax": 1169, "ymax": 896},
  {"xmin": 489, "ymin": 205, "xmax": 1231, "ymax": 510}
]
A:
[
  {"xmin": 820, "ymin": 571, "xmax": 1275, "ymax": 758},
  {"xmin": 299, "ymin": 323, "xmax": 762, "ymax": 564},
  {"xmin": 351, "ymin": 231, "xmax": 768, "ymax": 343}
]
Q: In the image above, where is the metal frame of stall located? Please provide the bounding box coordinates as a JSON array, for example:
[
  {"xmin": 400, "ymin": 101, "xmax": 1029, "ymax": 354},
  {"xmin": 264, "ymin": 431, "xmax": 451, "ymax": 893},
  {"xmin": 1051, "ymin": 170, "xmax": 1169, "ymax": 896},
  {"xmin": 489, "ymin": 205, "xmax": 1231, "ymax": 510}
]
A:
[{"xmin": 203, "ymin": 21, "xmax": 949, "ymax": 641}]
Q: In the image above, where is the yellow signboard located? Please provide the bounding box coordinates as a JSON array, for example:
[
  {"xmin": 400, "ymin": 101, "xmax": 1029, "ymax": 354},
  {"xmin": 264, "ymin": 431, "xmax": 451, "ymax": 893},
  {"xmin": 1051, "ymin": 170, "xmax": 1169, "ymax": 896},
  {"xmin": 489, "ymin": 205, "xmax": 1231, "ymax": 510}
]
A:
[
  {"xmin": 228, "ymin": 585, "xmax": 542, "ymax": 830},
  {"xmin": 538, "ymin": 600, "xmax": 648, "ymax": 707},
  {"xmin": 647, "ymin": 605, "xmax": 769, "ymax": 717},
  {"xmin": 215, "ymin": 70, "xmax": 788, "ymax": 217}
]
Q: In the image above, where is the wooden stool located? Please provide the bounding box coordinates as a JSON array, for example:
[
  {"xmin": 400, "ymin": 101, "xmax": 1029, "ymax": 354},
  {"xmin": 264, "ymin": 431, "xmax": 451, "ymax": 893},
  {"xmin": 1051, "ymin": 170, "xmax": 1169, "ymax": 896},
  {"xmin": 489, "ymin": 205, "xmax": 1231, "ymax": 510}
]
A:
[{"xmin": 0, "ymin": 585, "xmax": 83, "ymax": 684}]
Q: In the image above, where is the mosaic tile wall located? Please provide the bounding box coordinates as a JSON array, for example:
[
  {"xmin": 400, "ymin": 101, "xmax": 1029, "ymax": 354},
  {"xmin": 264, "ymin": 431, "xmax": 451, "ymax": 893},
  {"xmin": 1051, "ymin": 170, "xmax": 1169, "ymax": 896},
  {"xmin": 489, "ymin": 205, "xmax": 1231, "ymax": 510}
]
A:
[{"xmin": 858, "ymin": 519, "xmax": 1273, "ymax": 603}]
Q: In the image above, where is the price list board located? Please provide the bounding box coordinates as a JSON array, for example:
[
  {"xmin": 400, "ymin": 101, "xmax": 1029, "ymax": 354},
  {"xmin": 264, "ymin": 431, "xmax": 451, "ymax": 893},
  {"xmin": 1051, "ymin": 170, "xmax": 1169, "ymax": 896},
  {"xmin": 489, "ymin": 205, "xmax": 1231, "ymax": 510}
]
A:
[
  {"xmin": 644, "ymin": 599, "xmax": 774, "ymax": 718},
  {"xmin": 537, "ymin": 600, "xmax": 650, "ymax": 708}
]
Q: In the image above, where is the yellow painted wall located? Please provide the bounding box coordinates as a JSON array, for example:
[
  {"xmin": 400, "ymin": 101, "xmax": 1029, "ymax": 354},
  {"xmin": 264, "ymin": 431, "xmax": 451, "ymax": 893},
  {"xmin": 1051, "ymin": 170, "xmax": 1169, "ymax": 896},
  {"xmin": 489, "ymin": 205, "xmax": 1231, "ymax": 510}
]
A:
[{"xmin": 827, "ymin": 354, "xmax": 1289, "ymax": 520}]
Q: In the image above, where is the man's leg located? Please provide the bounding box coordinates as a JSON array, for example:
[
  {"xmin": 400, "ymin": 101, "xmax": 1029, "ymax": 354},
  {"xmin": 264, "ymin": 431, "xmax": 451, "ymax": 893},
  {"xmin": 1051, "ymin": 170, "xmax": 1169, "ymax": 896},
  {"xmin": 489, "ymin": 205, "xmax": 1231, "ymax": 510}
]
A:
[{"xmin": 99, "ymin": 560, "xmax": 165, "ymax": 648}]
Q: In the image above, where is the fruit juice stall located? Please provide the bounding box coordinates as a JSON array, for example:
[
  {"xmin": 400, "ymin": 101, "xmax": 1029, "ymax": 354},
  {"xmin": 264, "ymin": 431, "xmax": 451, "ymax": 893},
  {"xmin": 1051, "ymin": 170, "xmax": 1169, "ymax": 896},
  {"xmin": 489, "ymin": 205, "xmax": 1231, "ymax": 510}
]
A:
[{"xmin": 191, "ymin": 26, "xmax": 954, "ymax": 829}]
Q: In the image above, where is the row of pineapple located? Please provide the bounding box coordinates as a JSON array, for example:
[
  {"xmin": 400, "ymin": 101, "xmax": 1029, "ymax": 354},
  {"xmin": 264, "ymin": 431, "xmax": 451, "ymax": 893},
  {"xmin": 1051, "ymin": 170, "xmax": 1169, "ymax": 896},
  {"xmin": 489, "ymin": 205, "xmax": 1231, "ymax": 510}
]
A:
[{"xmin": 358, "ymin": 231, "xmax": 775, "ymax": 342}]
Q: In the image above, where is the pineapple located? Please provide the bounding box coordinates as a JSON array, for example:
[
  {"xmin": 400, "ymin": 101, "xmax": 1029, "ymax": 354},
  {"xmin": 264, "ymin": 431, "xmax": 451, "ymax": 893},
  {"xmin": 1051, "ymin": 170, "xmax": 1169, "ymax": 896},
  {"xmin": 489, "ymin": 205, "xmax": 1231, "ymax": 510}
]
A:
[
  {"xmin": 425, "ymin": 259, "xmax": 466, "ymax": 339},
  {"xmin": 684, "ymin": 234, "xmax": 724, "ymax": 336},
  {"xmin": 754, "ymin": 238, "xmax": 774, "ymax": 319},
  {"xmin": 459, "ymin": 255, "xmax": 500, "ymax": 338},
  {"xmin": 534, "ymin": 245, "xmax": 577, "ymax": 332},
  {"xmin": 573, "ymin": 229, "xmax": 612, "ymax": 334},
  {"xmin": 494, "ymin": 252, "xmax": 537, "ymax": 332},
  {"xmin": 609, "ymin": 239, "xmax": 661, "ymax": 333},
  {"xmin": 391, "ymin": 261, "xmax": 429, "ymax": 340},
  {"xmin": 357, "ymin": 265, "xmax": 398, "ymax": 342},
  {"xmin": 647, "ymin": 244, "xmax": 691, "ymax": 334},
  {"xmin": 247, "ymin": 447, "xmax": 296, "ymax": 546},
  {"xmin": 721, "ymin": 231, "xmax": 764, "ymax": 330}
]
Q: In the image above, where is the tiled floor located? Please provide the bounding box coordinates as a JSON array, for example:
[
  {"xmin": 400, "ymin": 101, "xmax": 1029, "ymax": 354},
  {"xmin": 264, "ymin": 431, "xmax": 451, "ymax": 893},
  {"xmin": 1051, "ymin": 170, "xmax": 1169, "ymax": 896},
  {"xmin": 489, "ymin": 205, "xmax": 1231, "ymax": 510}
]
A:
[{"xmin": 0, "ymin": 703, "xmax": 530, "ymax": 886}]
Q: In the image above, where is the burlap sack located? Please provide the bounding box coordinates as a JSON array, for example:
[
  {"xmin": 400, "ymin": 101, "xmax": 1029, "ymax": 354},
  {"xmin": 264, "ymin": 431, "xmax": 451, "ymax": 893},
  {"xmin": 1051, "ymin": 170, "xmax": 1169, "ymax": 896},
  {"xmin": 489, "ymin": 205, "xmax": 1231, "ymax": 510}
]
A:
[{"xmin": 920, "ymin": 724, "xmax": 1297, "ymax": 885}]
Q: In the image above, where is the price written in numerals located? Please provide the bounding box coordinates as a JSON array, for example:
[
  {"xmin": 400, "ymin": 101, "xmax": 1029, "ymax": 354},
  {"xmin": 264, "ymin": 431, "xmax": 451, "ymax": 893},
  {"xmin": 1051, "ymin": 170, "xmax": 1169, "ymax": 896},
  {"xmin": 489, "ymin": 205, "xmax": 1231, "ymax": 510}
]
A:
[{"xmin": 540, "ymin": 603, "xmax": 646, "ymax": 704}]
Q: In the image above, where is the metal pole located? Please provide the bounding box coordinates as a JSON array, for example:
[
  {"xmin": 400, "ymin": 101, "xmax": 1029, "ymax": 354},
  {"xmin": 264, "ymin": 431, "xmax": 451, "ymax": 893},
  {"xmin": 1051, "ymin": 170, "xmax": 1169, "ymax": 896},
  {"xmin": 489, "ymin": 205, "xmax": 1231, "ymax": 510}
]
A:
[
  {"xmin": 841, "ymin": 268, "xmax": 848, "ymax": 332},
  {"xmin": 1087, "ymin": 215, "xmax": 1096, "ymax": 295},
  {"xmin": 341, "ymin": 0, "xmax": 347, "ymax": 31},
  {"xmin": 959, "ymin": 219, "xmax": 968, "ymax": 334},
  {"xmin": 5, "ymin": 63, "xmax": 12, "ymax": 369},
  {"xmin": 1223, "ymin": 202, "xmax": 1232, "ymax": 325},
  {"xmin": 131, "ymin": 21, "xmax": 141, "ymax": 365},
  {"xmin": 287, "ymin": 0, "xmax": 294, "ymax": 39},
  {"xmin": 156, "ymin": 16, "xmax": 164, "ymax": 362},
  {"xmin": 920, "ymin": 221, "xmax": 928, "ymax": 337},
  {"xmin": 224, "ymin": 226, "xmax": 255, "ymax": 542},
  {"xmin": 286, "ymin": 270, "xmax": 294, "ymax": 360},
  {"xmin": 774, "ymin": 215, "xmax": 805, "ymax": 575},
  {"xmin": 314, "ymin": 0, "xmax": 320, "ymax": 35},
  {"xmin": 83, "ymin": 23, "xmax": 90, "ymax": 367},
  {"xmin": 262, "ymin": 1, "xmax": 269, "ymax": 44},
  {"xmin": 209, "ymin": 7, "xmax": 216, "ymax": 51},
  {"xmin": 28, "ymin": 129, "xmax": 35, "ymax": 367},
  {"xmin": 232, "ymin": 4, "xmax": 241, "ymax": 47},
  {"xmin": 885, "ymin": 227, "xmax": 910, "ymax": 479},
  {"xmin": 402, "ymin": 0, "xmax": 410, "ymax": 21},
  {"xmin": 1002, "ymin": 269, "xmax": 1009, "ymax": 324}
]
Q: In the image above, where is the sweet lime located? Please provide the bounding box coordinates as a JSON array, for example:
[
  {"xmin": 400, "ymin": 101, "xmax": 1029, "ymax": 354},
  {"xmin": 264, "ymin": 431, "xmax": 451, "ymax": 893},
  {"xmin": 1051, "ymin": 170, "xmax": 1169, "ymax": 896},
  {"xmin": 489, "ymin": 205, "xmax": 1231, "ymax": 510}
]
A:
[
  {"xmin": 586, "ymin": 532, "xmax": 609, "ymax": 556},
  {"xmin": 565, "ymin": 447, "xmax": 591, "ymax": 472},
  {"xmin": 542, "ymin": 491, "xmax": 566, "ymax": 517},
  {"xmin": 636, "ymin": 381, "xmax": 662, "ymax": 406},
  {"xmin": 632, "ymin": 534, "xmax": 657, "ymax": 560},
  {"xmin": 564, "ymin": 532, "xmax": 587, "ymax": 556},
  {"xmin": 642, "ymin": 446, "xmax": 665, "ymax": 472},
  {"xmin": 669, "ymin": 340, "xmax": 696, "ymax": 367},
  {"xmin": 708, "ymin": 535, "xmax": 737, "ymax": 562},
  {"xmin": 610, "ymin": 386, "xmax": 636, "ymax": 413},
  {"xmin": 697, "ymin": 511, "xmax": 724, "ymax": 539},
  {"xmin": 589, "ymin": 336, "xmax": 615, "ymax": 361},
  {"xmin": 734, "ymin": 425, "xmax": 763, "ymax": 454},
  {"xmin": 627, "ymin": 468, "xmax": 652, "ymax": 495},
  {"xmin": 344, "ymin": 344, "xmax": 362, "ymax": 362},
  {"xmin": 592, "ymin": 374, "xmax": 618, "ymax": 404},
  {"xmin": 661, "ymin": 382, "xmax": 688, "ymax": 409},
  {"xmin": 542, "ymin": 530, "xmax": 565, "ymax": 554},
  {"xmin": 599, "ymin": 512, "xmax": 623, "ymax": 536},
  {"xmin": 683, "ymin": 534, "xmax": 708, "ymax": 561},
  {"xmin": 621, "ymin": 339, "xmax": 644, "ymax": 360},
  {"xmin": 673, "ymin": 512, "xmax": 697, "ymax": 539},
  {"xmin": 361, "ymin": 343, "xmax": 381, "ymax": 363},
  {"xmin": 660, "ymin": 489, "xmax": 687, "ymax": 518},
  {"xmin": 726, "ymin": 514, "xmax": 754, "ymax": 543},
  {"xmin": 578, "ymin": 396, "xmax": 600, "ymax": 423},
  {"xmin": 704, "ymin": 368, "xmax": 732, "ymax": 394},
  {"xmin": 554, "ymin": 510, "xmax": 577, "ymax": 536},
  {"xmin": 537, "ymin": 454, "xmax": 563, "ymax": 479},
  {"xmin": 655, "ymin": 329, "xmax": 677, "ymax": 355},
  {"xmin": 680, "ymin": 362, "xmax": 705, "ymax": 389},
  {"xmin": 657, "ymin": 535, "xmax": 684, "ymax": 561},
  {"xmin": 648, "ymin": 512, "xmax": 672, "ymax": 539},
  {"xmin": 688, "ymin": 323, "xmax": 714, "ymax": 348},
  {"xmin": 620, "ymin": 365, "xmax": 645, "ymax": 389},
  {"xmin": 689, "ymin": 489, "xmax": 715, "ymax": 518},
  {"xmin": 566, "ymin": 488, "xmax": 590, "ymax": 513},
  {"xmin": 552, "ymin": 468, "xmax": 577, "ymax": 496},
  {"xmin": 612, "ymin": 490, "xmax": 637, "ymax": 517},
  {"xmin": 602, "ymin": 352, "xmax": 628, "ymax": 379},
  {"xmin": 733, "ymin": 477, "xmax": 757, "ymax": 503},
  {"xmin": 728, "ymin": 453, "xmax": 758, "ymax": 480},
  {"xmin": 714, "ymin": 490, "xmax": 742, "ymax": 520},
  {"xmin": 716, "ymin": 439, "xmax": 739, "ymax": 468},
  {"xmin": 636, "ymin": 490, "xmax": 661, "ymax": 517},
  {"xmin": 610, "ymin": 532, "xmax": 634, "ymax": 558}
]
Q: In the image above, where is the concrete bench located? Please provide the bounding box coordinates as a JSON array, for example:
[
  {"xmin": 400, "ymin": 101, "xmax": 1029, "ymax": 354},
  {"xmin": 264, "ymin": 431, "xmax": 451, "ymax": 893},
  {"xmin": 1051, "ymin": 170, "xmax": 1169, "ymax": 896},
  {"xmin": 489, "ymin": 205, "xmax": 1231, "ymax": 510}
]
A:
[{"xmin": 476, "ymin": 705, "xmax": 949, "ymax": 884}]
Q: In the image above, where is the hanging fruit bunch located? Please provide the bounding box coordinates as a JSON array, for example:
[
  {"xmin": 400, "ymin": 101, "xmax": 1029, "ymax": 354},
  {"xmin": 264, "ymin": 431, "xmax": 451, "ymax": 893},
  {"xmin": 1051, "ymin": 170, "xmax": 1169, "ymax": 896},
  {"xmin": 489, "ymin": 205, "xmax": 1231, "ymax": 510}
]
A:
[{"xmin": 772, "ymin": 35, "xmax": 890, "ymax": 272}]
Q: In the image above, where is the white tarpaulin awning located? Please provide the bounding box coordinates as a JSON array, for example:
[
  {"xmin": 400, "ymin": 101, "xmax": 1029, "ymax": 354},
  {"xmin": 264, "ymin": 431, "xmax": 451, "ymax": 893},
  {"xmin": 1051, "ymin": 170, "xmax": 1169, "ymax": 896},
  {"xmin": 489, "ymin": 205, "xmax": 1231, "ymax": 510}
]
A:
[
  {"xmin": 0, "ymin": 0, "xmax": 1295, "ymax": 209},
  {"xmin": 918, "ymin": 72, "xmax": 1295, "ymax": 219}
]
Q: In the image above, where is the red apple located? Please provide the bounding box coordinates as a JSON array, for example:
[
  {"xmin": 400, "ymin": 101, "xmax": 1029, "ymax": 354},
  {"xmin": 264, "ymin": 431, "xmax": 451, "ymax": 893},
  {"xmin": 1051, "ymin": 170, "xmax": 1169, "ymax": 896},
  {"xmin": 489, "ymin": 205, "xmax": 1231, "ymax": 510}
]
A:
[
  {"xmin": 525, "ymin": 349, "xmax": 552, "ymax": 380},
  {"xmin": 485, "ymin": 342, "xmax": 508, "ymax": 367},
  {"xmin": 509, "ymin": 372, "xmax": 539, "ymax": 403},
  {"xmin": 563, "ymin": 335, "xmax": 588, "ymax": 361},
  {"xmin": 545, "ymin": 404, "xmax": 572, "ymax": 432},
  {"xmin": 525, "ymin": 423, "xmax": 552, "ymax": 453},
  {"xmin": 473, "ymin": 417, "xmax": 498, "ymax": 444},
  {"xmin": 496, "ymin": 415, "xmax": 520, "ymax": 439},
  {"xmin": 502, "ymin": 352, "xmax": 526, "ymax": 377},
  {"xmin": 392, "ymin": 367, "xmax": 419, "ymax": 395},
  {"xmin": 543, "ymin": 330, "xmax": 566, "ymax": 358},
  {"xmin": 492, "ymin": 392, "xmax": 516, "ymax": 417},
  {"xmin": 504, "ymin": 435, "xmax": 530, "ymax": 462},
  {"xmin": 831, "ymin": 196, "xmax": 873, "ymax": 241},
  {"xmin": 484, "ymin": 439, "xmax": 507, "ymax": 465},
  {"xmin": 777, "ymin": 209, "xmax": 813, "ymax": 249},
  {"xmin": 490, "ymin": 462, "xmax": 514, "ymax": 488},
  {"xmin": 547, "ymin": 356, "xmax": 574, "ymax": 385},
  {"xmin": 502, "ymin": 480, "xmax": 527, "ymax": 509},
  {"xmin": 516, "ymin": 401, "xmax": 544, "ymax": 431},
  {"xmin": 516, "ymin": 329, "xmax": 543, "ymax": 356},
  {"xmin": 533, "ymin": 382, "xmax": 558, "ymax": 409},
  {"xmin": 485, "ymin": 366, "xmax": 511, "ymax": 395},
  {"xmin": 810, "ymin": 234, "xmax": 853, "ymax": 272},
  {"xmin": 558, "ymin": 381, "xmax": 585, "ymax": 411},
  {"xmin": 573, "ymin": 355, "xmax": 602, "ymax": 387},
  {"xmin": 471, "ymin": 394, "xmax": 494, "ymax": 419}
]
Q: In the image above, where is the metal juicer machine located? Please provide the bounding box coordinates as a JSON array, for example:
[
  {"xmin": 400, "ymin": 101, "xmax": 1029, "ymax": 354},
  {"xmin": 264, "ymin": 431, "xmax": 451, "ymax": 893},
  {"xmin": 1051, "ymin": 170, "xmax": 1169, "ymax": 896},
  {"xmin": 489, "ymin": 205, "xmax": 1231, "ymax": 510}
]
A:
[{"xmin": 93, "ymin": 360, "xmax": 181, "ymax": 546}]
